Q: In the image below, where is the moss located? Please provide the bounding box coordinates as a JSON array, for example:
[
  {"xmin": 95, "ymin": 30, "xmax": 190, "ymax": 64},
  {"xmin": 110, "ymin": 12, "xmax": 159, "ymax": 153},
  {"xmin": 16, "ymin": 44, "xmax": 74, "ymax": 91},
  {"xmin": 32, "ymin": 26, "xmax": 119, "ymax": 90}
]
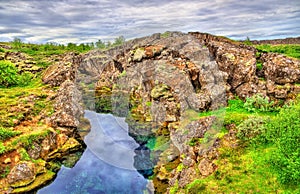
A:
[
  {"xmin": 169, "ymin": 180, "xmax": 179, "ymax": 194},
  {"xmin": 161, "ymin": 31, "xmax": 171, "ymax": 38},
  {"xmin": 19, "ymin": 148, "xmax": 31, "ymax": 161},
  {"xmin": 12, "ymin": 170, "xmax": 55, "ymax": 193},
  {"xmin": 150, "ymin": 83, "xmax": 171, "ymax": 99}
]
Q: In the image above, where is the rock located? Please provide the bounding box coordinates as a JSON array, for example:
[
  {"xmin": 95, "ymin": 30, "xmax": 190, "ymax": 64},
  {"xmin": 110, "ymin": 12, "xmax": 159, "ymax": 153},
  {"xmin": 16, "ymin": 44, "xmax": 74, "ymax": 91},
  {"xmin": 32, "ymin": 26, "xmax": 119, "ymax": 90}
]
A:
[
  {"xmin": 7, "ymin": 161, "xmax": 36, "ymax": 188},
  {"xmin": 27, "ymin": 142, "xmax": 42, "ymax": 160},
  {"xmin": 49, "ymin": 80, "xmax": 83, "ymax": 128},
  {"xmin": 4, "ymin": 158, "xmax": 11, "ymax": 164},
  {"xmin": 261, "ymin": 53, "xmax": 300, "ymax": 84},
  {"xmin": 178, "ymin": 167, "xmax": 197, "ymax": 187},
  {"xmin": 42, "ymin": 52, "xmax": 81, "ymax": 87},
  {"xmin": 198, "ymin": 158, "xmax": 216, "ymax": 176}
]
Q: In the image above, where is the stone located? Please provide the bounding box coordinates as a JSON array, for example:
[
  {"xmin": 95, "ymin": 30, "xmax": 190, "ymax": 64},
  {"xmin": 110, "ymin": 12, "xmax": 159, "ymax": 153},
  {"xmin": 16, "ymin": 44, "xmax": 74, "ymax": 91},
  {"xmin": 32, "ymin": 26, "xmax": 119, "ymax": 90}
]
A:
[
  {"xmin": 4, "ymin": 158, "xmax": 11, "ymax": 164},
  {"xmin": 27, "ymin": 142, "xmax": 42, "ymax": 160},
  {"xmin": 261, "ymin": 53, "xmax": 300, "ymax": 84},
  {"xmin": 178, "ymin": 167, "xmax": 197, "ymax": 188},
  {"xmin": 198, "ymin": 158, "xmax": 216, "ymax": 176},
  {"xmin": 42, "ymin": 52, "xmax": 81, "ymax": 87},
  {"xmin": 7, "ymin": 161, "xmax": 36, "ymax": 188},
  {"xmin": 49, "ymin": 80, "xmax": 83, "ymax": 128}
]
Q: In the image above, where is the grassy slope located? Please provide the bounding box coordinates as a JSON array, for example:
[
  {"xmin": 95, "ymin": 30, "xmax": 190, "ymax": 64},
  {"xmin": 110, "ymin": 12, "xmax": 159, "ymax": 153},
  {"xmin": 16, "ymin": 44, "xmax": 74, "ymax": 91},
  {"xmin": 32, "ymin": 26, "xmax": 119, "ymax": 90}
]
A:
[
  {"xmin": 0, "ymin": 42, "xmax": 92, "ymax": 180},
  {"xmin": 170, "ymin": 96, "xmax": 299, "ymax": 193}
]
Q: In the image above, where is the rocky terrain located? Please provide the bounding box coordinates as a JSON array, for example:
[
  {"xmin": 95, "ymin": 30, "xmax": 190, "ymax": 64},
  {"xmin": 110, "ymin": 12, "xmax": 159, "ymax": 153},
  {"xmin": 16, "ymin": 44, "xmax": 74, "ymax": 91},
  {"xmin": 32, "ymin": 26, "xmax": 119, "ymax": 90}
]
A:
[{"xmin": 0, "ymin": 31, "xmax": 299, "ymax": 193}]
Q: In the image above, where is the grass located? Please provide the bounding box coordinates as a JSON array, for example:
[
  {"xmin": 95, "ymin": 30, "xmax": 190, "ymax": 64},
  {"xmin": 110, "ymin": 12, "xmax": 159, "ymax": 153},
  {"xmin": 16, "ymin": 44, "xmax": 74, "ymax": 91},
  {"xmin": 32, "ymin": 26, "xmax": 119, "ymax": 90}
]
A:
[
  {"xmin": 0, "ymin": 127, "xmax": 21, "ymax": 141},
  {"xmin": 255, "ymin": 44, "xmax": 300, "ymax": 59},
  {"xmin": 172, "ymin": 96, "xmax": 300, "ymax": 193}
]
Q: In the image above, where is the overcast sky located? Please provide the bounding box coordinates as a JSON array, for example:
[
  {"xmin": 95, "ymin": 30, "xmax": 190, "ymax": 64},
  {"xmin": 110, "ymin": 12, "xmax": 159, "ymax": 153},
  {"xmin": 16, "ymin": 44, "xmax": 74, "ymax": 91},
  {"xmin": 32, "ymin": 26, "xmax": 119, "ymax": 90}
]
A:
[{"xmin": 0, "ymin": 0, "xmax": 299, "ymax": 44}]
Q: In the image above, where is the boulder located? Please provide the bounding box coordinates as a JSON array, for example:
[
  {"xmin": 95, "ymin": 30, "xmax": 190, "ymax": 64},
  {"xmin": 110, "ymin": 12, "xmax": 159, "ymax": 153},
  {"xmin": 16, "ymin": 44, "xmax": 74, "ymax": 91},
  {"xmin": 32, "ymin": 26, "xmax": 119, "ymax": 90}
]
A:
[
  {"xmin": 48, "ymin": 80, "xmax": 83, "ymax": 128},
  {"xmin": 42, "ymin": 53, "xmax": 81, "ymax": 87},
  {"xmin": 261, "ymin": 52, "xmax": 300, "ymax": 84},
  {"xmin": 7, "ymin": 161, "xmax": 36, "ymax": 188}
]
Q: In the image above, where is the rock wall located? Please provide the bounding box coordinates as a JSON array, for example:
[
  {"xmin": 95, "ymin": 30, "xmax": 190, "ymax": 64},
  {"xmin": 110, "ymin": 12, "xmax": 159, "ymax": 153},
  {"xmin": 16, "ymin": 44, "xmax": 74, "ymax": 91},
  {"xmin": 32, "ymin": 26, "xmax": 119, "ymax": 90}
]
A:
[{"xmin": 79, "ymin": 32, "xmax": 300, "ymax": 193}]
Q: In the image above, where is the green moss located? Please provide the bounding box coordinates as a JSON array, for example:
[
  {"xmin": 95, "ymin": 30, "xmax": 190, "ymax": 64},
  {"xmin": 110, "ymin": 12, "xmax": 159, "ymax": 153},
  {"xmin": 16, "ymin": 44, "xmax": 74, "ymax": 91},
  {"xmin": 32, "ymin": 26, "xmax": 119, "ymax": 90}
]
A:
[
  {"xmin": 0, "ymin": 127, "xmax": 21, "ymax": 141},
  {"xmin": 185, "ymin": 179, "xmax": 207, "ymax": 193},
  {"xmin": 0, "ymin": 142, "xmax": 6, "ymax": 154},
  {"xmin": 161, "ymin": 31, "xmax": 171, "ymax": 38},
  {"xmin": 19, "ymin": 148, "xmax": 31, "ymax": 160},
  {"xmin": 169, "ymin": 180, "xmax": 179, "ymax": 194}
]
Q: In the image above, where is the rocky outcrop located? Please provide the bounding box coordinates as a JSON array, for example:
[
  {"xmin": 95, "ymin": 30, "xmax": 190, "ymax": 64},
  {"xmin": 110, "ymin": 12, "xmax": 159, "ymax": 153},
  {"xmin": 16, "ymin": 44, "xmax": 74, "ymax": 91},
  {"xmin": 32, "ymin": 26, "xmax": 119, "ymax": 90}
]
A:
[
  {"xmin": 80, "ymin": 32, "xmax": 299, "ymax": 193},
  {"xmin": 48, "ymin": 80, "xmax": 83, "ymax": 129},
  {"xmin": 42, "ymin": 53, "xmax": 82, "ymax": 87},
  {"xmin": 0, "ymin": 52, "xmax": 85, "ymax": 193},
  {"xmin": 261, "ymin": 53, "xmax": 300, "ymax": 84},
  {"xmin": 190, "ymin": 32, "xmax": 300, "ymax": 101},
  {"xmin": 7, "ymin": 161, "xmax": 36, "ymax": 188}
]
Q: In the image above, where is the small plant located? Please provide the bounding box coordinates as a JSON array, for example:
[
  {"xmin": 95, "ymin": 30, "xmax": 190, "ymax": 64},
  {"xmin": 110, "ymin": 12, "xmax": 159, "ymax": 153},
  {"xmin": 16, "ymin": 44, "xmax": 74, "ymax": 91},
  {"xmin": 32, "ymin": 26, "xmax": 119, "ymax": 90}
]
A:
[
  {"xmin": 0, "ymin": 142, "xmax": 6, "ymax": 154},
  {"xmin": 265, "ymin": 100, "xmax": 300, "ymax": 185},
  {"xmin": 0, "ymin": 61, "xmax": 34, "ymax": 87},
  {"xmin": 237, "ymin": 116, "xmax": 267, "ymax": 144},
  {"xmin": 0, "ymin": 127, "xmax": 21, "ymax": 141},
  {"xmin": 19, "ymin": 148, "xmax": 31, "ymax": 161},
  {"xmin": 1, "ymin": 166, "xmax": 10, "ymax": 178},
  {"xmin": 12, "ymin": 37, "xmax": 22, "ymax": 49},
  {"xmin": 161, "ymin": 31, "xmax": 171, "ymax": 38},
  {"xmin": 243, "ymin": 94, "xmax": 276, "ymax": 112},
  {"xmin": 0, "ymin": 60, "xmax": 19, "ymax": 87},
  {"xmin": 256, "ymin": 62, "xmax": 263, "ymax": 71},
  {"xmin": 243, "ymin": 36, "xmax": 252, "ymax": 46}
]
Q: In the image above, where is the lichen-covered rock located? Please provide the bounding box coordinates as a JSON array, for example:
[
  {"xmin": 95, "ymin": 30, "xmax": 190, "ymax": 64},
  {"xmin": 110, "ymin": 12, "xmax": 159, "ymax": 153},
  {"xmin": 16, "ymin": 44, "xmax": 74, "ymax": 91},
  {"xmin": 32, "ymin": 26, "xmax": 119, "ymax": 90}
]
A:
[
  {"xmin": 7, "ymin": 161, "xmax": 36, "ymax": 188},
  {"xmin": 42, "ymin": 52, "xmax": 81, "ymax": 87},
  {"xmin": 48, "ymin": 80, "xmax": 83, "ymax": 128},
  {"xmin": 198, "ymin": 158, "xmax": 216, "ymax": 176},
  {"xmin": 261, "ymin": 52, "xmax": 300, "ymax": 84}
]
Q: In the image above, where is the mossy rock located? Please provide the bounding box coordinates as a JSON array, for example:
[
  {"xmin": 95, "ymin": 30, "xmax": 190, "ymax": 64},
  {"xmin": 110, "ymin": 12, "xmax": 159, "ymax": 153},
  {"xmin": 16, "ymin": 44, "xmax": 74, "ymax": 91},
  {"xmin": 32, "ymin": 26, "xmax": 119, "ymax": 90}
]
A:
[
  {"xmin": 12, "ymin": 170, "xmax": 55, "ymax": 193},
  {"xmin": 151, "ymin": 84, "xmax": 171, "ymax": 100}
]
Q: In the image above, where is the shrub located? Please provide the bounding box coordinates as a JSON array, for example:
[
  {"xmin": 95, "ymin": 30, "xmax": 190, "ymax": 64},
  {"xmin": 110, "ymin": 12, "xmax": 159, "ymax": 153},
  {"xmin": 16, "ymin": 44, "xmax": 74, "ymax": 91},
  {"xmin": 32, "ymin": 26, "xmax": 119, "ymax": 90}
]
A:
[
  {"xmin": 0, "ymin": 60, "xmax": 34, "ymax": 88},
  {"xmin": 243, "ymin": 94, "xmax": 276, "ymax": 112},
  {"xmin": 0, "ymin": 142, "xmax": 6, "ymax": 154},
  {"xmin": 265, "ymin": 101, "xmax": 300, "ymax": 185},
  {"xmin": 237, "ymin": 116, "xmax": 267, "ymax": 145},
  {"xmin": 0, "ymin": 60, "xmax": 19, "ymax": 87}
]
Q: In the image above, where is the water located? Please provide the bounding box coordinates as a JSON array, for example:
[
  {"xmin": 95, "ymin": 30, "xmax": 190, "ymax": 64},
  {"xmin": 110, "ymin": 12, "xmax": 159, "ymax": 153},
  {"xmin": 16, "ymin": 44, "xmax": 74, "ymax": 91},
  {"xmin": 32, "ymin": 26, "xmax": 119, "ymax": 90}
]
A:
[{"xmin": 38, "ymin": 110, "xmax": 151, "ymax": 194}]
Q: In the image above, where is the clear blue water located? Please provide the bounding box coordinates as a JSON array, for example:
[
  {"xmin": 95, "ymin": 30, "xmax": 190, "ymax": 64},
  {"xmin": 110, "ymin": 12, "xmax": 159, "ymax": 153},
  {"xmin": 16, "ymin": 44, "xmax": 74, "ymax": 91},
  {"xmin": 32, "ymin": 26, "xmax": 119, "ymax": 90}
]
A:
[{"xmin": 38, "ymin": 110, "xmax": 150, "ymax": 194}]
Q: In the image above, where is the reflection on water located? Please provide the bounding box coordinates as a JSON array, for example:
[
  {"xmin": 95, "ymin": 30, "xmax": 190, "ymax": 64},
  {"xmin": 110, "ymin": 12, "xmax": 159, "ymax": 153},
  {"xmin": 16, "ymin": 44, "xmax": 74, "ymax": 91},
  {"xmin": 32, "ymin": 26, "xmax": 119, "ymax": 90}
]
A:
[{"xmin": 38, "ymin": 111, "xmax": 150, "ymax": 194}]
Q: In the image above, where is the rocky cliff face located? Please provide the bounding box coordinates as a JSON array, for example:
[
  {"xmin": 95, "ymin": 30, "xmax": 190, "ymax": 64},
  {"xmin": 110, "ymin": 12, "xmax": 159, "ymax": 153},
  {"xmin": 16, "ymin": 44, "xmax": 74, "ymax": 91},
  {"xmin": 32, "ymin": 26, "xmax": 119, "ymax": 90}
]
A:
[{"xmin": 78, "ymin": 32, "xmax": 300, "ymax": 193}]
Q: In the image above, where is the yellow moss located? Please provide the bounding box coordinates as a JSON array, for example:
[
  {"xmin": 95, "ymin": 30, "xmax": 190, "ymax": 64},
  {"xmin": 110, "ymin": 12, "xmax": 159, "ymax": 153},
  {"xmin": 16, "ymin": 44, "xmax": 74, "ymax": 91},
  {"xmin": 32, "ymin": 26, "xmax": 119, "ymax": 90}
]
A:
[{"xmin": 12, "ymin": 170, "xmax": 55, "ymax": 193}]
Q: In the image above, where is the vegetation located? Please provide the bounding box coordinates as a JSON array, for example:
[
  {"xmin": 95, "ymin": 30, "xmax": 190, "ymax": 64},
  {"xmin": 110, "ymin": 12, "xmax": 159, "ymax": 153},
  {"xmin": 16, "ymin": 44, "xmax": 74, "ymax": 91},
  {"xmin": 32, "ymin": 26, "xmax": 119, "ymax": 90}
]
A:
[
  {"xmin": 178, "ymin": 93, "xmax": 300, "ymax": 193},
  {"xmin": 0, "ymin": 60, "xmax": 34, "ymax": 88},
  {"xmin": 255, "ymin": 44, "xmax": 300, "ymax": 59},
  {"xmin": 0, "ymin": 127, "xmax": 21, "ymax": 141}
]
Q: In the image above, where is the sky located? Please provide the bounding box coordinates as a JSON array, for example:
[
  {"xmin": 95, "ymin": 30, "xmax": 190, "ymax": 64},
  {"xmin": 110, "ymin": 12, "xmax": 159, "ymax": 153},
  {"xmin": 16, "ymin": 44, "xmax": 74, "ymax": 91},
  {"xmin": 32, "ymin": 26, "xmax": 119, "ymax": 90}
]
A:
[{"xmin": 0, "ymin": 0, "xmax": 299, "ymax": 44}]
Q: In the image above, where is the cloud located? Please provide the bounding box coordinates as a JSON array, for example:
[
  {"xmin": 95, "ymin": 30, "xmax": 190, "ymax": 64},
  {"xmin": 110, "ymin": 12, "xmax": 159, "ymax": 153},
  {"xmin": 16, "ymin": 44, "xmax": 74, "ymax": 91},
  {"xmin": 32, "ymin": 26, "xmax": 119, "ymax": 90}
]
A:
[{"xmin": 0, "ymin": 0, "xmax": 299, "ymax": 43}]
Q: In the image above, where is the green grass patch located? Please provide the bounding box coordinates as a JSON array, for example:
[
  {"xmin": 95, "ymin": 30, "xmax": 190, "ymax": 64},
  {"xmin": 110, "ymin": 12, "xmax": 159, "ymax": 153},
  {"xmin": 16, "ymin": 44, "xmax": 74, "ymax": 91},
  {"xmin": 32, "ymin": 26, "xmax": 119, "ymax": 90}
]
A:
[
  {"xmin": 255, "ymin": 44, "xmax": 300, "ymax": 59},
  {"xmin": 0, "ymin": 127, "xmax": 21, "ymax": 141}
]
